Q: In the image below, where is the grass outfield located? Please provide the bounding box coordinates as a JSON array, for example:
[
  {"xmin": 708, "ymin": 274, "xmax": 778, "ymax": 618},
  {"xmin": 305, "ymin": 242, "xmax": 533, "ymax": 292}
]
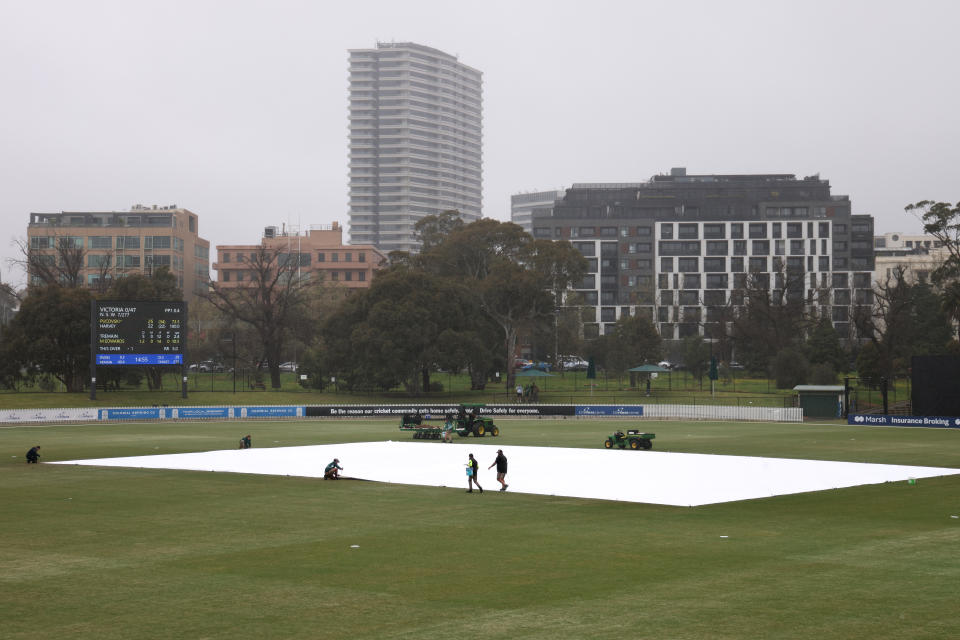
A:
[{"xmin": 2, "ymin": 419, "xmax": 960, "ymax": 639}]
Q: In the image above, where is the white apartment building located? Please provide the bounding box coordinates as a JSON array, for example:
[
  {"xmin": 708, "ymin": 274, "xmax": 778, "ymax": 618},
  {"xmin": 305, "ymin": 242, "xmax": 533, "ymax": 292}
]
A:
[{"xmin": 348, "ymin": 42, "xmax": 482, "ymax": 253}]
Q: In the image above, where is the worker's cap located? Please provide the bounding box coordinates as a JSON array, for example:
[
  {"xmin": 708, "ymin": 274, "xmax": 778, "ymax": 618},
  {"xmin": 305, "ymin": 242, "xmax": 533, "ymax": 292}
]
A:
[
  {"xmin": 334, "ymin": 458, "xmax": 339, "ymax": 462},
  {"xmin": 497, "ymin": 449, "xmax": 503, "ymax": 453}
]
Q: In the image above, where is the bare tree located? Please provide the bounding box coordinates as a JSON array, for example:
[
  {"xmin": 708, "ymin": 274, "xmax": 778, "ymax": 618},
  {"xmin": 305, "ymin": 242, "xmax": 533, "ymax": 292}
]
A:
[
  {"xmin": 15, "ymin": 234, "xmax": 115, "ymax": 290},
  {"xmin": 205, "ymin": 244, "xmax": 319, "ymax": 389}
]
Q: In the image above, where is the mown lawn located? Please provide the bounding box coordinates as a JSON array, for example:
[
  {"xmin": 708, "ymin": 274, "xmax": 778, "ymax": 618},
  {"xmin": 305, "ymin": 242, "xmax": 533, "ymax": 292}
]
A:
[{"xmin": 2, "ymin": 418, "xmax": 958, "ymax": 639}]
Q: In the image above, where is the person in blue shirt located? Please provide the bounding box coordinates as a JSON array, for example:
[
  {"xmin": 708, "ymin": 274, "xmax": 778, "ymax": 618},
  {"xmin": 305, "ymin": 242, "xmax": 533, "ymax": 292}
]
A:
[
  {"xmin": 324, "ymin": 458, "xmax": 343, "ymax": 480},
  {"xmin": 466, "ymin": 453, "xmax": 482, "ymax": 493}
]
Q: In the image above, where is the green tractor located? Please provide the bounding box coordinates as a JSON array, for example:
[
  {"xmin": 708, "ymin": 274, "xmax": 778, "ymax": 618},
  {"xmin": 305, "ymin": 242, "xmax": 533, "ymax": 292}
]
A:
[
  {"xmin": 604, "ymin": 429, "xmax": 655, "ymax": 450},
  {"xmin": 455, "ymin": 403, "xmax": 500, "ymax": 437}
]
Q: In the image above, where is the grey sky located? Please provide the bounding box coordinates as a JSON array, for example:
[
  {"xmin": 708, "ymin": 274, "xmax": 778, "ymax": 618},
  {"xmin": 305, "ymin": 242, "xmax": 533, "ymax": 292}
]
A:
[{"xmin": 2, "ymin": 0, "xmax": 958, "ymax": 287}]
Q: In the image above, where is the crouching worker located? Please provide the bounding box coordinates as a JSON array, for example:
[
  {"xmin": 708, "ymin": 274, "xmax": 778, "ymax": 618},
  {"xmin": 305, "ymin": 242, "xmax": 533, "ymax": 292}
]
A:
[
  {"xmin": 239, "ymin": 434, "xmax": 252, "ymax": 449},
  {"xmin": 26, "ymin": 445, "xmax": 41, "ymax": 464},
  {"xmin": 324, "ymin": 458, "xmax": 343, "ymax": 480}
]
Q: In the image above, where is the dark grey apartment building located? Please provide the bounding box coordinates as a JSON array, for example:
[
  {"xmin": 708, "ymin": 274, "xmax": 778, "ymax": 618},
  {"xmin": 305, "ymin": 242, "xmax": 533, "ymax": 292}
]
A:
[{"xmin": 531, "ymin": 169, "xmax": 874, "ymax": 341}]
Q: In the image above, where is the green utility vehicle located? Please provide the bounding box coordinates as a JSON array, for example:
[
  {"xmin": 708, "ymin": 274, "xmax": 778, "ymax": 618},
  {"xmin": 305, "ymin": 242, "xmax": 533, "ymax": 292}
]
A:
[
  {"xmin": 397, "ymin": 404, "xmax": 501, "ymax": 439},
  {"xmin": 455, "ymin": 403, "xmax": 500, "ymax": 437},
  {"xmin": 604, "ymin": 429, "xmax": 655, "ymax": 450}
]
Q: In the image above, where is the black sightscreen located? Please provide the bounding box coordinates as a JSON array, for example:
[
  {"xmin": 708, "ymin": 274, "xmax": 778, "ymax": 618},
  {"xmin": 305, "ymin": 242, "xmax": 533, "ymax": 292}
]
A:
[{"xmin": 912, "ymin": 356, "xmax": 960, "ymax": 416}]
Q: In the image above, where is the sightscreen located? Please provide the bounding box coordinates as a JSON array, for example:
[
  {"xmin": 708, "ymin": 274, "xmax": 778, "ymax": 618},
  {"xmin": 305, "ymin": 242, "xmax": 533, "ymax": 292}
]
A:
[
  {"xmin": 911, "ymin": 356, "xmax": 960, "ymax": 416},
  {"xmin": 94, "ymin": 300, "xmax": 185, "ymax": 365}
]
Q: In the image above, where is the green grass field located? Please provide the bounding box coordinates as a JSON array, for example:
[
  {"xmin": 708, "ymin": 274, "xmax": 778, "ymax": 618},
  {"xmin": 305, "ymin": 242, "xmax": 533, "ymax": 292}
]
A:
[{"xmin": 2, "ymin": 418, "xmax": 959, "ymax": 639}]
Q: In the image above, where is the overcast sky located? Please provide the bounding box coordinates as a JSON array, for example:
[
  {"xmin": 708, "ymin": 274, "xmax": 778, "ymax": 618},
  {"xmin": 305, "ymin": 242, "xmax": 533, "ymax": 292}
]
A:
[{"xmin": 2, "ymin": 0, "xmax": 958, "ymax": 287}]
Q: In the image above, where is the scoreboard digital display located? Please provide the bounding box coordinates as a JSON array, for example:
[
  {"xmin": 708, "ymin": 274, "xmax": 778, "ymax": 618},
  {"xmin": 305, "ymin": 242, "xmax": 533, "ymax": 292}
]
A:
[{"xmin": 95, "ymin": 301, "xmax": 185, "ymax": 366}]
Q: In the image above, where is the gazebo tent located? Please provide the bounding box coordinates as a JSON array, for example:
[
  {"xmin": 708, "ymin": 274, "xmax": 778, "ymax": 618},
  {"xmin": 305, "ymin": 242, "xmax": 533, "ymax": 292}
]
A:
[{"xmin": 628, "ymin": 364, "xmax": 673, "ymax": 391}]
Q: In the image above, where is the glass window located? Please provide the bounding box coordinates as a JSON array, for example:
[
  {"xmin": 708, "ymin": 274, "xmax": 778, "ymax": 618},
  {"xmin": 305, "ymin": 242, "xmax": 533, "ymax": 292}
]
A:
[
  {"xmin": 678, "ymin": 257, "xmax": 699, "ymax": 272},
  {"xmin": 660, "ymin": 257, "xmax": 674, "ymax": 272},
  {"xmin": 706, "ymin": 274, "xmax": 728, "ymax": 289},
  {"xmin": 682, "ymin": 274, "xmax": 701, "ymax": 289},
  {"xmin": 733, "ymin": 240, "xmax": 747, "ymax": 256},
  {"xmin": 787, "ymin": 223, "xmax": 803, "ymax": 238},
  {"xmin": 749, "ymin": 223, "xmax": 766, "ymax": 239},
  {"xmin": 703, "ymin": 257, "xmax": 726, "ymax": 272},
  {"xmin": 331, "ymin": 253, "xmax": 339, "ymax": 262},
  {"xmin": 706, "ymin": 241, "xmax": 728, "ymax": 256},
  {"xmin": 749, "ymin": 257, "xmax": 768, "ymax": 272},
  {"xmin": 731, "ymin": 257, "xmax": 744, "ymax": 272},
  {"xmin": 703, "ymin": 224, "xmax": 725, "ymax": 239},
  {"xmin": 772, "ymin": 223, "xmax": 782, "ymax": 239},
  {"xmin": 818, "ymin": 223, "xmax": 830, "ymax": 238},
  {"xmin": 358, "ymin": 252, "xmax": 366, "ymax": 263},
  {"xmin": 678, "ymin": 224, "xmax": 698, "ymax": 239},
  {"xmin": 790, "ymin": 240, "xmax": 804, "ymax": 255},
  {"xmin": 661, "ymin": 224, "xmax": 674, "ymax": 239},
  {"xmin": 88, "ymin": 236, "xmax": 112, "ymax": 249},
  {"xmin": 730, "ymin": 223, "xmax": 744, "ymax": 239},
  {"xmin": 752, "ymin": 240, "xmax": 770, "ymax": 254}
]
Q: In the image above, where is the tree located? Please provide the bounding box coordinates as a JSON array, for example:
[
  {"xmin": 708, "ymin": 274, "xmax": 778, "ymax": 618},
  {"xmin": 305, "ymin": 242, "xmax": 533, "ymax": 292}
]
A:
[
  {"xmin": 0, "ymin": 285, "xmax": 91, "ymax": 392},
  {"xmin": 732, "ymin": 268, "xmax": 808, "ymax": 373},
  {"xmin": 853, "ymin": 267, "xmax": 954, "ymax": 381},
  {"xmin": 414, "ymin": 210, "xmax": 465, "ymax": 252},
  {"xmin": 320, "ymin": 266, "xmax": 471, "ymax": 393},
  {"xmin": 682, "ymin": 335, "xmax": 711, "ymax": 389},
  {"xmin": 418, "ymin": 219, "xmax": 587, "ymax": 388},
  {"xmin": 596, "ymin": 314, "xmax": 662, "ymax": 385},
  {"xmin": 908, "ymin": 199, "xmax": 960, "ymax": 333},
  {"xmin": 17, "ymin": 234, "xmax": 116, "ymax": 291},
  {"xmin": 773, "ymin": 347, "xmax": 809, "ymax": 389},
  {"xmin": 205, "ymin": 244, "xmax": 320, "ymax": 389},
  {"xmin": 805, "ymin": 314, "xmax": 846, "ymax": 374}
]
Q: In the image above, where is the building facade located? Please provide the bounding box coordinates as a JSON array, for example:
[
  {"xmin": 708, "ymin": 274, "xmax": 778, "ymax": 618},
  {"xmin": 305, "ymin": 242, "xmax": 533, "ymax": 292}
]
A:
[
  {"xmin": 27, "ymin": 204, "xmax": 210, "ymax": 301},
  {"xmin": 873, "ymin": 231, "xmax": 947, "ymax": 286},
  {"xmin": 511, "ymin": 189, "xmax": 565, "ymax": 235},
  {"xmin": 531, "ymin": 169, "xmax": 875, "ymax": 341},
  {"xmin": 213, "ymin": 222, "xmax": 387, "ymax": 289},
  {"xmin": 348, "ymin": 42, "xmax": 482, "ymax": 253}
]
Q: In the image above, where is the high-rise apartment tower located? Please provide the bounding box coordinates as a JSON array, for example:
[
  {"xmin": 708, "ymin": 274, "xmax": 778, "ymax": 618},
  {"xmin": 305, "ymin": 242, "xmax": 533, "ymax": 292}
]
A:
[{"xmin": 348, "ymin": 42, "xmax": 482, "ymax": 253}]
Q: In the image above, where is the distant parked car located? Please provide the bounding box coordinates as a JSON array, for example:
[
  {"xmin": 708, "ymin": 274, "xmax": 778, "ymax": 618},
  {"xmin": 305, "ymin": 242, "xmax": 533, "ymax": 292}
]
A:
[
  {"xmin": 523, "ymin": 361, "xmax": 551, "ymax": 372},
  {"xmin": 197, "ymin": 361, "xmax": 224, "ymax": 373},
  {"xmin": 513, "ymin": 358, "xmax": 533, "ymax": 370},
  {"xmin": 279, "ymin": 362, "xmax": 298, "ymax": 372},
  {"xmin": 728, "ymin": 361, "xmax": 744, "ymax": 369},
  {"xmin": 657, "ymin": 361, "xmax": 672, "ymax": 370}
]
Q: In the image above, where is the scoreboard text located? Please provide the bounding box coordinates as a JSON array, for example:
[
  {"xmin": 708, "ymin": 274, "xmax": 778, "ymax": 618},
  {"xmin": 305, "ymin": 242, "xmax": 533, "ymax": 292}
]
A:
[{"xmin": 95, "ymin": 301, "xmax": 185, "ymax": 365}]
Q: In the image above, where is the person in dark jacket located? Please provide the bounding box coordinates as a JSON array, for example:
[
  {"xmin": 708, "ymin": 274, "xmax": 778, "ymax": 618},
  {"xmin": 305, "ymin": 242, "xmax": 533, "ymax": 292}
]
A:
[
  {"xmin": 488, "ymin": 449, "xmax": 508, "ymax": 491},
  {"xmin": 466, "ymin": 453, "xmax": 482, "ymax": 493},
  {"xmin": 26, "ymin": 446, "xmax": 41, "ymax": 463},
  {"xmin": 324, "ymin": 458, "xmax": 343, "ymax": 479}
]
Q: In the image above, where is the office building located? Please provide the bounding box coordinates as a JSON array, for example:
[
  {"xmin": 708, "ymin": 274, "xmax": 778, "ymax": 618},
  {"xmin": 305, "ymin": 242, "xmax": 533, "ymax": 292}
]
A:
[
  {"xmin": 531, "ymin": 169, "xmax": 875, "ymax": 340},
  {"xmin": 213, "ymin": 222, "xmax": 387, "ymax": 289},
  {"xmin": 27, "ymin": 204, "xmax": 210, "ymax": 302},
  {"xmin": 873, "ymin": 231, "xmax": 948, "ymax": 286},
  {"xmin": 348, "ymin": 42, "xmax": 482, "ymax": 253},
  {"xmin": 511, "ymin": 189, "xmax": 565, "ymax": 235}
]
